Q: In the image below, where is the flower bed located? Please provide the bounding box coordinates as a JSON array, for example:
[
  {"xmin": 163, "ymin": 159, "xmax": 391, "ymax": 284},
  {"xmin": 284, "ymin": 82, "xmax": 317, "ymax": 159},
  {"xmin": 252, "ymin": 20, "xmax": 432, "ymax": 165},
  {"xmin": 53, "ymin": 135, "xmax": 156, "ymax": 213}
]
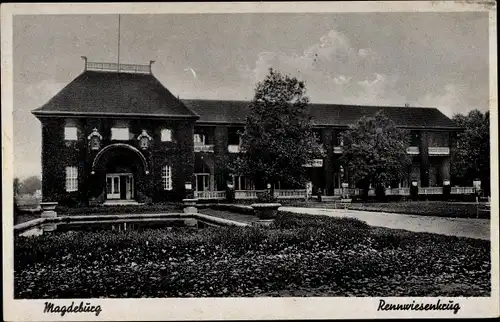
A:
[{"xmin": 14, "ymin": 212, "xmax": 490, "ymax": 298}]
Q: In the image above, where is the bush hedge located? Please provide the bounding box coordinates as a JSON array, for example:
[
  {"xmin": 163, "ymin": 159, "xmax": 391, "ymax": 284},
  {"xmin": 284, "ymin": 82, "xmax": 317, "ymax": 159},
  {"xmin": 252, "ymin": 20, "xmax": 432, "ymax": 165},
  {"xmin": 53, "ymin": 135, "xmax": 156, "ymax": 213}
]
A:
[
  {"xmin": 14, "ymin": 212, "xmax": 490, "ymax": 298},
  {"xmin": 347, "ymin": 201, "xmax": 490, "ymax": 218}
]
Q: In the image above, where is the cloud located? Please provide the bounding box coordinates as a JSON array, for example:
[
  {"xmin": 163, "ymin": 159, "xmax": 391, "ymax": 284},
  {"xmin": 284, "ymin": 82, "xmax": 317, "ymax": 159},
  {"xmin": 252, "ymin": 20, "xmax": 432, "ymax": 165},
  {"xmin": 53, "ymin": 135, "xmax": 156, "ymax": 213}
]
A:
[
  {"xmin": 333, "ymin": 75, "xmax": 351, "ymax": 85},
  {"xmin": 417, "ymin": 84, "xmax": 465, "ymax": 117},
  {"xmin": 358, "ymin": 48, "xmax": 375, "ymax": 57},
  {"xmin": 13, "ymin": 80, "xmax": 67, "ymax": 178},
  {"xmin": 242, "ymin": 29, "xmax": 404, "ymax": 106}
]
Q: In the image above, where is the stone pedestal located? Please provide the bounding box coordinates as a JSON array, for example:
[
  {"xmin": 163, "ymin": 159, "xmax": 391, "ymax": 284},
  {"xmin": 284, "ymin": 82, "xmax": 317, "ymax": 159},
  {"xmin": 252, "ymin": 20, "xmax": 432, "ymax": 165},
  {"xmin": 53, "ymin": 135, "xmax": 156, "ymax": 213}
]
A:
[
  {"xmin": 251, "ymin": 203, "xmax": 282, "ymax": 220},
  {"xmin": 184, "ymin": 218, "xmax": 198, "ymax": 227},
  {"xmin": 40, "ymin": 202, "xmax": 58, "ymax": 218},
  {"xmin": 182, "ymin": 198, "xmax": 198, "ymax": 214},
  {"xmin": 42, "ymin": 222, "xmax": 57, "ymax": 232},
  {"xmin": 252, "ymin": 219, "xmax": 274, "ymax": 227}
]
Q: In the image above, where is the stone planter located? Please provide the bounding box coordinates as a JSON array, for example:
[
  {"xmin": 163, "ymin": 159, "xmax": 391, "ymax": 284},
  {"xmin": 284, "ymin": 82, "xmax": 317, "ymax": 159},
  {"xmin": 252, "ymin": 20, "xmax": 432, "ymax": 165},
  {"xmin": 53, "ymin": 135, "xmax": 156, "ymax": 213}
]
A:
[
  {"xmin": 182, "ymin": 198, "xmax": 198, "ymax": 214},
  {"xmin": 251, "ymin": 203, "xmax": 282, "ymax": 220},
  {"xmin": 40, "ymin": 202, "xmax": 58, "ymax": 218}
]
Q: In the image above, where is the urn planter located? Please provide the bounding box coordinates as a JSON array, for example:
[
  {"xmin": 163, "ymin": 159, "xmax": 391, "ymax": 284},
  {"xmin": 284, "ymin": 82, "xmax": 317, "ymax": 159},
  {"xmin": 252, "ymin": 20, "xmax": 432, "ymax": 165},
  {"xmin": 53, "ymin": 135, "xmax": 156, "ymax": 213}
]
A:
[{"xmin": 251, "ymin": 203, "xmax": 282, "ymax": 219}]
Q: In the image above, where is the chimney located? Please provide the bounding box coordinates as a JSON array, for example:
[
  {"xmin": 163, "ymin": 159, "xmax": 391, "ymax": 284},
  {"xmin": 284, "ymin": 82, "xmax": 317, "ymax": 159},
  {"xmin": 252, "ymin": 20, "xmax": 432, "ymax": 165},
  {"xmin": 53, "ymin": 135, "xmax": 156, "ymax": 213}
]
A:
[{"xmin": 81, "ymin": 56, "xmax": 88, "ymax": 71}]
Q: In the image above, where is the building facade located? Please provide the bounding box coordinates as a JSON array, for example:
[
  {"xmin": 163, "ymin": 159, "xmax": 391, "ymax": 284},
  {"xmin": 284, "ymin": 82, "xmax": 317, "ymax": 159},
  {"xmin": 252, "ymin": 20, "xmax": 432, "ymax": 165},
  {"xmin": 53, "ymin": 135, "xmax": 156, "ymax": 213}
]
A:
[{"xmin": 32, "ymin": 60, "xmax": 460, "ymax": 206}]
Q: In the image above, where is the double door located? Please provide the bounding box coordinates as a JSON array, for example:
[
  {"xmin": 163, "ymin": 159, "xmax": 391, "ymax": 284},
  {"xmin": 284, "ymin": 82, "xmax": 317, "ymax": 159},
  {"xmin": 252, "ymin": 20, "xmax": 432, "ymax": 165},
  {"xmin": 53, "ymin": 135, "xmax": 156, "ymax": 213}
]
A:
[{"xmin": 106, "ymin": 173, "xmax": 134, "ymax": 200}]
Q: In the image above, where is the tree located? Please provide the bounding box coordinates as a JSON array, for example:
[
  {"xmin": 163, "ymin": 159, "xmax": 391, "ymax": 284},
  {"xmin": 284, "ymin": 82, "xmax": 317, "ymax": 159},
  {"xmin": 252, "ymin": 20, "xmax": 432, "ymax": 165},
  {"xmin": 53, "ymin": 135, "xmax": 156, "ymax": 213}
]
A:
[
  {"xmin": 19, "ymin": 176, "xmax": 42, "ymax": 195},
  {"xmin": 231, "ymin": 68, "xmax": 323, "ymax": 193},
  {"xmin": 13, "ymin": 178, "xmax": 20, "ymax": 196},
  {"xmin": 451, "ymin": 110, "xmax": 490, "ymax": 195},
  {"xmin": 340, "ymin": 112, "xmax": 411, "ymax": 200}
]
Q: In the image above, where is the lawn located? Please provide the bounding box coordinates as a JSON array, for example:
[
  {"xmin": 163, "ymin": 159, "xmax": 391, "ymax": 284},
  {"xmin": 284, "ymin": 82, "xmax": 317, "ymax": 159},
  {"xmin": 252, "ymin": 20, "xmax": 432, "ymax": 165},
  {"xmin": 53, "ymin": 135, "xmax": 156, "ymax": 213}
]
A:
[
  {"xmin": 288, "ymin": 201, "xmax": 490, "ymax": 218},
  {"xmin": 14, "ymin": 211, "xmax": 490, "ymax": 298}
]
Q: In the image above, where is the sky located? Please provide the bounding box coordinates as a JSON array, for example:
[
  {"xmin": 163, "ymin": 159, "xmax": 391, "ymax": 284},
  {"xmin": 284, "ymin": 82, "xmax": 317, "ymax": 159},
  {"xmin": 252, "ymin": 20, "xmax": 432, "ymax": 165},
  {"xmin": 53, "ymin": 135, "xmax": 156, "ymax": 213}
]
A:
[{"xmin": 13, "ymin": 12, "xmax": 490, "ymax": 179}]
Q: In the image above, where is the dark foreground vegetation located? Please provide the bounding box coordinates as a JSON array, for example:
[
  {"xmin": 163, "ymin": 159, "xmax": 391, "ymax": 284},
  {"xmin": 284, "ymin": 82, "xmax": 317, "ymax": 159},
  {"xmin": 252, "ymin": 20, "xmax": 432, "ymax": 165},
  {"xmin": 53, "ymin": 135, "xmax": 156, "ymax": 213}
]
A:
[{"xmin": 15, "ymin": 212, "xmax": 490, "ymax": 298}]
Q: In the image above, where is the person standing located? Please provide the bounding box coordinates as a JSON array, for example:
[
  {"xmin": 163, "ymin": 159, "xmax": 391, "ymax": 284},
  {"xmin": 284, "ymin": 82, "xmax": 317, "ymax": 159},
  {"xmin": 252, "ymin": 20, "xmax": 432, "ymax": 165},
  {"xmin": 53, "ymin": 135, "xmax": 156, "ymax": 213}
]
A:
[{"xmin": 317, "ymin": 187, "xmax": 323, "ymax": 202}]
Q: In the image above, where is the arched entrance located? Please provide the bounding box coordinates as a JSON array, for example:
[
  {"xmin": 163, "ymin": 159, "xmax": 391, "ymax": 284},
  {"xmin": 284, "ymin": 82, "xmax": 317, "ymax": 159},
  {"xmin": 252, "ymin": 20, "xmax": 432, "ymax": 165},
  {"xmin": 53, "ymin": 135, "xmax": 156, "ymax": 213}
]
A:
[{"xmin": 91, "ymin": 143, "xmax": 150, "ymax": 201}]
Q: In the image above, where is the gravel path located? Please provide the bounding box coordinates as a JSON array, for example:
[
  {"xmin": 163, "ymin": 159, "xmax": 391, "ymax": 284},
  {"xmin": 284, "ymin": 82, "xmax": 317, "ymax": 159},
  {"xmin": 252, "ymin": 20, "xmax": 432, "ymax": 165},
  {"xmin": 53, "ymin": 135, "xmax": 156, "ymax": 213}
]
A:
[{"xmin": 280, "ymin": 206, "xmax": 490, "ymax": 240}]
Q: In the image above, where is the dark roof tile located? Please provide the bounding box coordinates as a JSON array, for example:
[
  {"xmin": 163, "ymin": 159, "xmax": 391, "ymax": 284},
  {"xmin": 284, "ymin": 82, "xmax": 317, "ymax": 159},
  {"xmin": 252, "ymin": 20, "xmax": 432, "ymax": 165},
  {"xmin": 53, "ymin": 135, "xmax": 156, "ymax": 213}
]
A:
[
  {"xmin": 32, "ymin": 71, "xmax": 198, "ymax": 119},
  {"xmin": 183, "ymin": 99, "xmax": 458, "ymax": 129}
]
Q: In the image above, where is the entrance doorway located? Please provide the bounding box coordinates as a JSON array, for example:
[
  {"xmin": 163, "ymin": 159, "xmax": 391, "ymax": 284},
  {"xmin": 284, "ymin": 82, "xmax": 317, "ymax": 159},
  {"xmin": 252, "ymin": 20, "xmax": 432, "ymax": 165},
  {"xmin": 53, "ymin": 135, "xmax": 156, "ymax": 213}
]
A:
[
  {"xmin": 106, "ymin": 173, "xmax": 134, "ymax": 200},
  {"xmin": 194, "ymin": 173, "xmax": 210, "ymax": 192}
]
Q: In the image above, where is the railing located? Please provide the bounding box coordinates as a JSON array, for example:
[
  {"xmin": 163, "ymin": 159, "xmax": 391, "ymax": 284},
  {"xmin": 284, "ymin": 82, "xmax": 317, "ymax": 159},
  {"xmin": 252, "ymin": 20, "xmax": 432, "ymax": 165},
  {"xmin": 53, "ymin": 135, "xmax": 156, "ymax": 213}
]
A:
[
  {"xmin": 194, "ymin": 186, "xmax": 477, "ymax": 200},
  {"xmin": 407, "ymin": 146, "xmax": 420, "ymax": 155},
  {"xmin": 333, "ymin": 187, "xmax": 474, "ymax": 196},
  {"xmin": 275, "ymin": 189, "xmax": 306, "ymax": 199},
  {"xmin": 196, "ymin": 189, "xmax": 307, "ymax": 200},
  {"xmin": 390, "ymin": 188, "xmax": 410, "ymax": 196},
  {"xmin": 418, "ymin": 187, "xmax": 443, "ymax": 195},
  {"xmin": 348, "ymin": 188, "xmax": 362, "ymax": 196},
  {"xmin": 194, "ymin": 144, "xmax": 214, "ymax": 153},
  {"xmin": 428, "ymin": 147, "xmax": 450, "ymax": 156},
  {"xmin": 234, "ymin": 190, "xmax": 263, "ymax": 199},
  {"xmin": 195, "ymin": 191, "xmax": 225, "ymax": 199},
  {"xmin": 333, "ymin": 146, "xmax": 343, "ymax": 154},
  {"xmin": 228, "ymin": 145, "xmax": 241, "ymax": 153},
  {"xmin": 83, "ymin": 57, "xmax": 153, "ymax": 74},
  {"xmin": 451, "ymin": 187, "xmax": 476, "ymax": 194}
]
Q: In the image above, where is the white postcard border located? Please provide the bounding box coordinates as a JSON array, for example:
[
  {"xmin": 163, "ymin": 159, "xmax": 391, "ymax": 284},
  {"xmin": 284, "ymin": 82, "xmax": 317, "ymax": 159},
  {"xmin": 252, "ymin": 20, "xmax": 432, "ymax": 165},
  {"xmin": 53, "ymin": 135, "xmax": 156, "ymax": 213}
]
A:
[{"xmin": 2, "ymin": 2, "xmax": 498, "ymax": 321}]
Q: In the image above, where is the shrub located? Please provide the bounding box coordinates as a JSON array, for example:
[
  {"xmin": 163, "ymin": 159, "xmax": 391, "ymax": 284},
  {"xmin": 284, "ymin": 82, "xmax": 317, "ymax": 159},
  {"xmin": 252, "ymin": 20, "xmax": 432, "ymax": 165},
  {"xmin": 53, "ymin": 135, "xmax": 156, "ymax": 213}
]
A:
[
  {"xmin": 256, "ymin": 191, "xmax": 278, "ymax": 203},
  {"xmin": 14, "ymin": 211, "xmax": 491, "ymax": 298}
]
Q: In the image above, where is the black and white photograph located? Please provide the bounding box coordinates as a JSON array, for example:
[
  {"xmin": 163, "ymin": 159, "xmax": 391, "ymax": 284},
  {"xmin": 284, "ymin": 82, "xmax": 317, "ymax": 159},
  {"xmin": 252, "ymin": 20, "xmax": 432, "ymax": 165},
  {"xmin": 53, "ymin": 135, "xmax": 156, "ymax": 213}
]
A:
[{"xmin": 2, "ymin": 2, "xmax": 498, "ymax": 320}]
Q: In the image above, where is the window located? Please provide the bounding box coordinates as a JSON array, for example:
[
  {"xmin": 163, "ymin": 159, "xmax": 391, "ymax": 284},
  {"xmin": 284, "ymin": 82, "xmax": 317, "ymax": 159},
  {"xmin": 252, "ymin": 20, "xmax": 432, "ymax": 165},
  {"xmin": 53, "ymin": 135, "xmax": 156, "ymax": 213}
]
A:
[
  {"xmin": 162, "ymin": 165, "xmax": 173, "ymax": 190},
  {"xmin": 232, "ymin": 175, "xmax": 253, "ymax": 190},
  {"xmin": 161, "ymin": 129, "xmax": 172, "ymax": 142},
  {"xmin": 64, "ymin": 127, "xmax": 78, "ymax": 140},
  {"xmin": 195, "ymin": 173, "xmax": 210, "ymax": 191},
  {"xmin": 336, "ymin": 135, "xmax": 344, "ymax": 146},
  {"xmin": 65, "ymin": 166, "xmax": 78, "ymax": 192},
  {"xmin": 228, "ymin": 128, "xmax": 242, "ymax": 145},
  {"xmin": 111, "ymin": 128, "xmax": 129, "ymax": 140},
  {"xmin": 194, "ymin": 134, "xmax": 206, "ymax": 145}
]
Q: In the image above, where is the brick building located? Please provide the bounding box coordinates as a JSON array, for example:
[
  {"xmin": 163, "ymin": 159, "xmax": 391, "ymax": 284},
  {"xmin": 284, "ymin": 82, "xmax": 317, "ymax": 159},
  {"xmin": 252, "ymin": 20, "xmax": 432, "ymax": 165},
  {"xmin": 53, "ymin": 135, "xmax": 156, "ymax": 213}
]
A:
[{"xmin": 32, "ymin": 60, "xmax": 460, "ymax": 205}]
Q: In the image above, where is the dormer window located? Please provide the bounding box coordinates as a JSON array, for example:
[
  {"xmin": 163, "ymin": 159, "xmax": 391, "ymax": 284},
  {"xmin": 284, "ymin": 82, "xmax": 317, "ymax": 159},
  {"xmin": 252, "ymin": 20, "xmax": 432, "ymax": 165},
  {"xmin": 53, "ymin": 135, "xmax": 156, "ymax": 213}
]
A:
[
  {"xmin": 111, "ymin": 127, "xmax": 130, "ymax": 141},
  {"xmin": 161, "ymin": 129, "xmax": 172, "ymax": 142},
  {"xmin": 64, "ymin": 126, "xmax": 78, "ymax": 141},
  {"xmin": 87, "ymin": 128, "xmax": 103, "ymax": 151},
  {"xmin": 137, "ymin": 129, "xmax": 152, "ymax": 150}
]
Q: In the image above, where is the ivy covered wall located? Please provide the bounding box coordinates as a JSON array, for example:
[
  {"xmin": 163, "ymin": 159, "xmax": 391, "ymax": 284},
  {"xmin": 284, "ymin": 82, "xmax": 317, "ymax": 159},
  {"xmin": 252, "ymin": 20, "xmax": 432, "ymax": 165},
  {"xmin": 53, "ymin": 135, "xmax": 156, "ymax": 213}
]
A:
[{"xmin": 39, "ymin": 116, "xmax": 196, "ymax": 206}]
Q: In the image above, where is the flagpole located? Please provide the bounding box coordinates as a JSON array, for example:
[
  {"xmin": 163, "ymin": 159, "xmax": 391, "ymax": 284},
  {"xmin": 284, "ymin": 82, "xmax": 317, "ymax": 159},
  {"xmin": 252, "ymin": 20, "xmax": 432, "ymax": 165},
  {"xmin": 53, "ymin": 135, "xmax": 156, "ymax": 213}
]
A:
[{"xmin": 117, "ymin": 14, "xmax": 121, "ymax": 71}]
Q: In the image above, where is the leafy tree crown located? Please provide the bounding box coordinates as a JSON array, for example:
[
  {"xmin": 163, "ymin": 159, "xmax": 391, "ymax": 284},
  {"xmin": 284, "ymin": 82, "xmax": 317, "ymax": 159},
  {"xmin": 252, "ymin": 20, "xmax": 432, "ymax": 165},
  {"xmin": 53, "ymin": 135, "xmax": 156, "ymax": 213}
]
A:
[
  {"xmin": 231, "ymin": 68, "xmax": 323, "ymax": 188},
  {"xmin": 340, "ymin": 112, "xmax": 410, "ymax": 187}
]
